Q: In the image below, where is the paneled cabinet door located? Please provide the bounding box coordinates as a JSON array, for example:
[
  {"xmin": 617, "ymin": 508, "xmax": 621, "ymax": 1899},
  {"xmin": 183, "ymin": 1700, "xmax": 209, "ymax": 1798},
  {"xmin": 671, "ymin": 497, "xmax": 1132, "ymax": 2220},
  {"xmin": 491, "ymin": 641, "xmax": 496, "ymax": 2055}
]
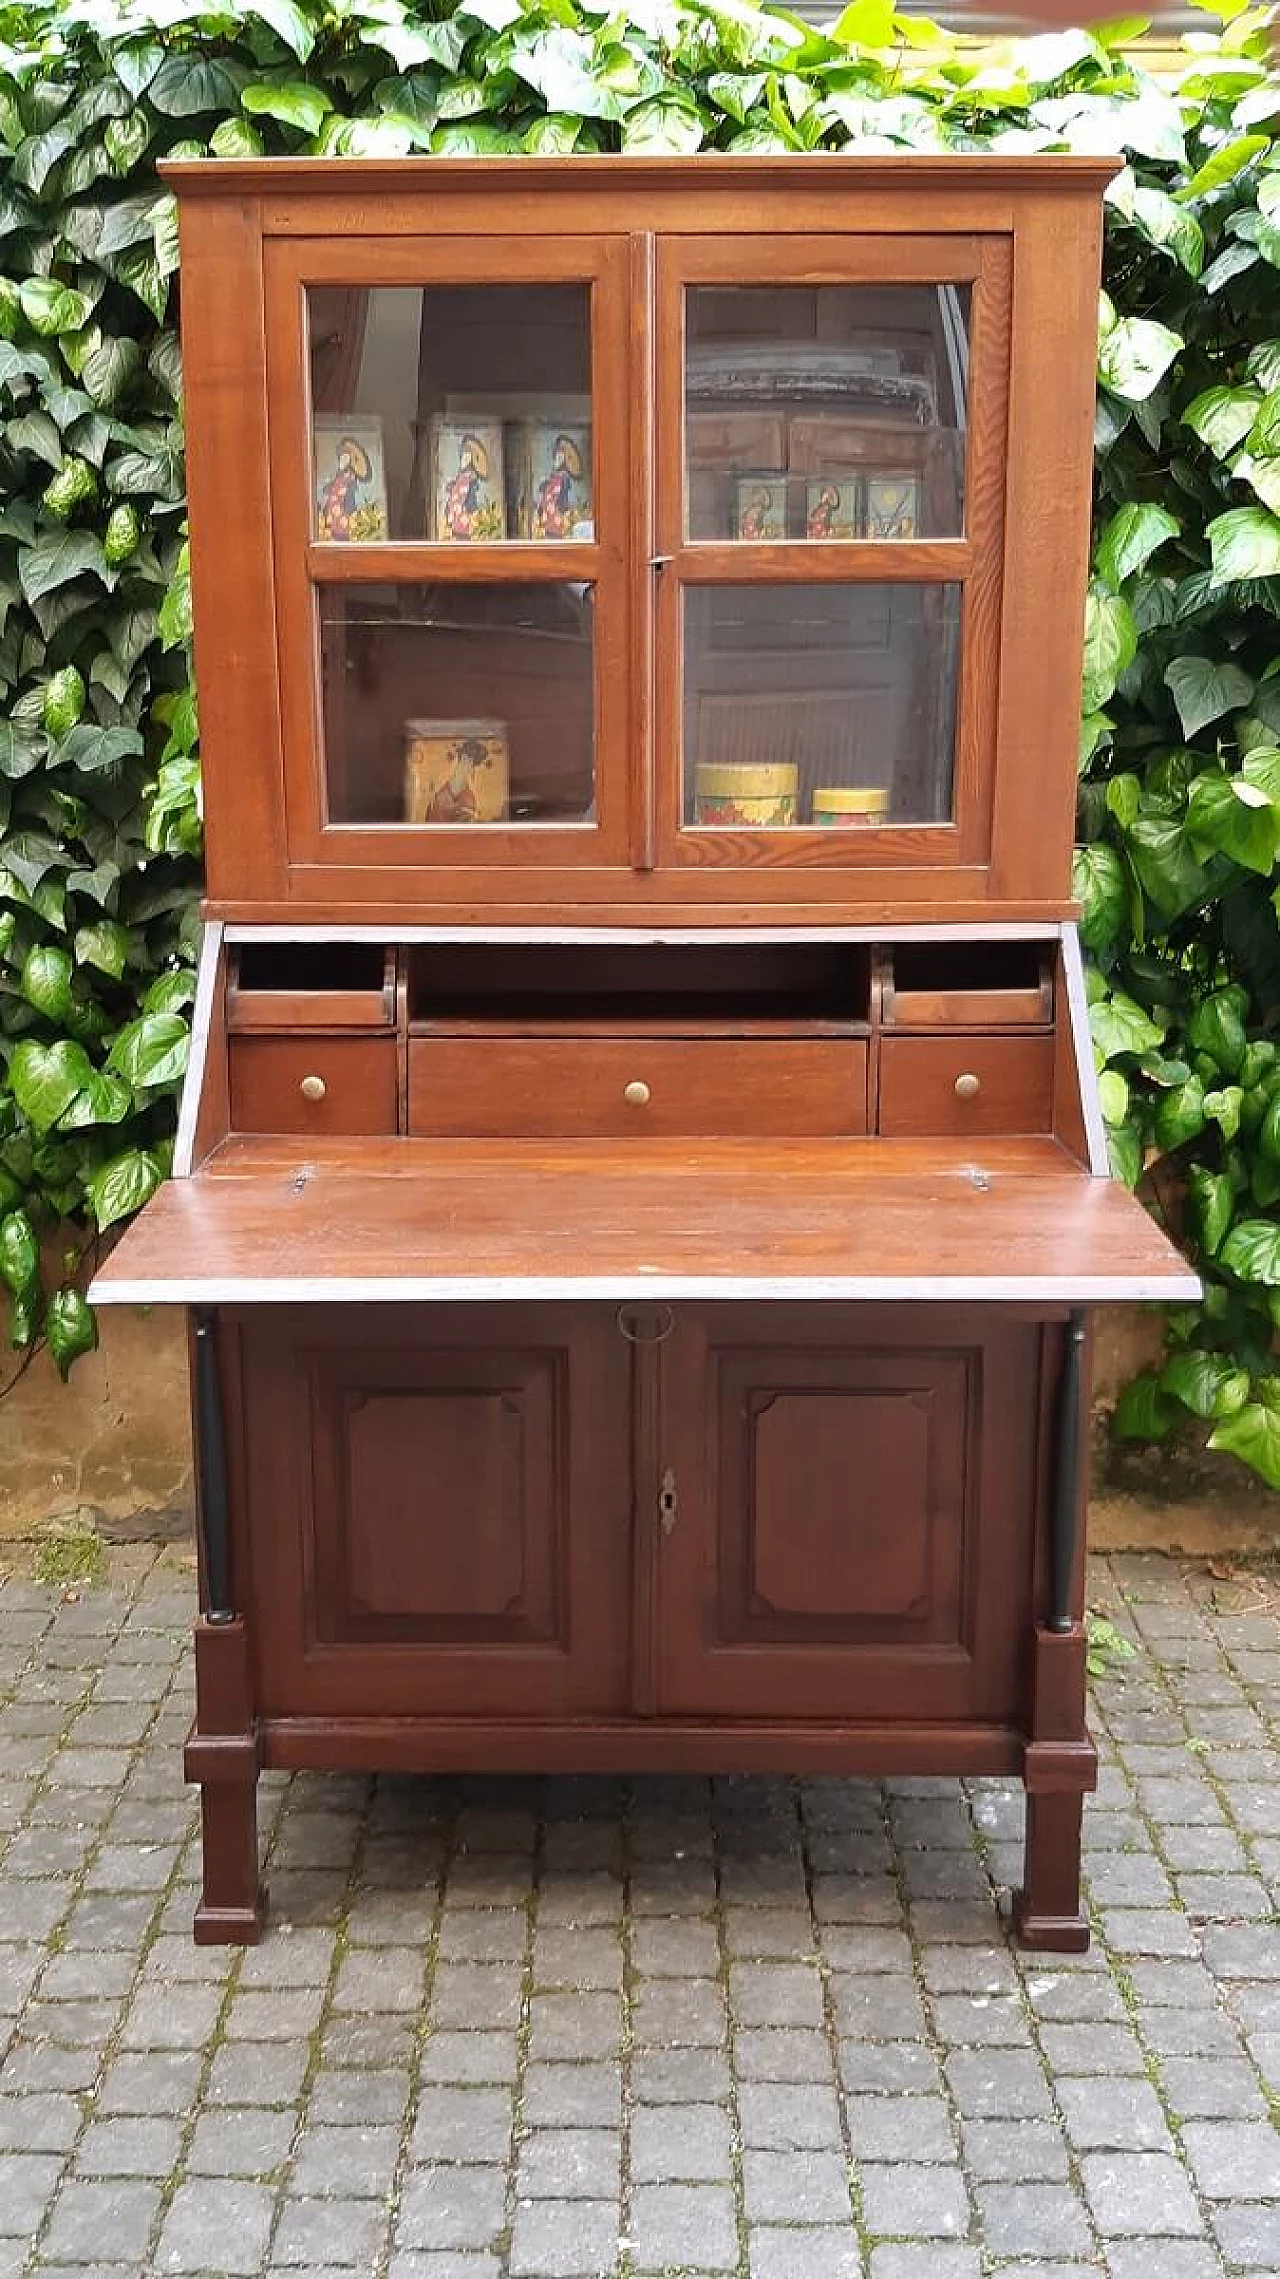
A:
[
  {"xmin": 653, "ymin": 1306, "xmax": 1040, "ymax": 1723},
  {"xmin": 236, "ymin": 1305, "xmax": 632, "ymax": 1720}
]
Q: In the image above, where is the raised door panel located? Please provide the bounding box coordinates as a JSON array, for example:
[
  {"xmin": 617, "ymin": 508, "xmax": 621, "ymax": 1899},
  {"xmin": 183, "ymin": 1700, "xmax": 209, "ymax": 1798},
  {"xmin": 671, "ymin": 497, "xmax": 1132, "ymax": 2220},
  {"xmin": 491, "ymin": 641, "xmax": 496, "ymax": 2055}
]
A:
[
  {"xmin": 656, "ymin": 1306, "xmax": 1040, "ymax": 1723},
  {"xmin": 236, "ymin": 1304, "xmax": 631, "ymax": 1719}
]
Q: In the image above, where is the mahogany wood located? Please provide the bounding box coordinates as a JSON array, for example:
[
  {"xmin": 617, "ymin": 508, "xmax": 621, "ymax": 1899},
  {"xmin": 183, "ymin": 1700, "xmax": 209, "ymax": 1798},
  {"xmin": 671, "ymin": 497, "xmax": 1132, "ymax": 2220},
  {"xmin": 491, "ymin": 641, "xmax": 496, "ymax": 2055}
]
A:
[
  {"xmin": 228, "ymin": 1036, "xmax": 398, "ymax": 1135},
  {"xmin": 90, "ymin": 1141, "xmax": 1202, "ymax": 1303},
  {"xmin": 878, "ymin": 1034, "xmax": 1055, "ymax": 1137},
  {"xmin": 406, "ymin": 1036, "xmax": 870, "ymax": 1138},
  {"xmin": 146, "ymin": 157, "xmax": 1191, "ymax": 1955}
]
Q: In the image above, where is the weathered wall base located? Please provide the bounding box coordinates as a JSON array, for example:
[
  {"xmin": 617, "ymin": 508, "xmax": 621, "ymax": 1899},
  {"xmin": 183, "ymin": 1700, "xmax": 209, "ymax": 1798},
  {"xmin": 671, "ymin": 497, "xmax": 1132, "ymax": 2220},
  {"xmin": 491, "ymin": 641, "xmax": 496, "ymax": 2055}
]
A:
[{"xmin": 0, "ymin": 1301, "xmax": 1272, "ymax": 1553}]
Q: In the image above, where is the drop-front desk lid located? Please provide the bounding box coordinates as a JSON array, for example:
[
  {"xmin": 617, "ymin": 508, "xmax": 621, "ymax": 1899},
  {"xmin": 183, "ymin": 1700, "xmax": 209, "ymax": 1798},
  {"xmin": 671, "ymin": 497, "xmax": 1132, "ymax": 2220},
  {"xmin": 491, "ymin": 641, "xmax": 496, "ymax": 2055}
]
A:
[{"xmin": 90, "ymin": 1137, "xmax": 1200, "ymax": 1307}]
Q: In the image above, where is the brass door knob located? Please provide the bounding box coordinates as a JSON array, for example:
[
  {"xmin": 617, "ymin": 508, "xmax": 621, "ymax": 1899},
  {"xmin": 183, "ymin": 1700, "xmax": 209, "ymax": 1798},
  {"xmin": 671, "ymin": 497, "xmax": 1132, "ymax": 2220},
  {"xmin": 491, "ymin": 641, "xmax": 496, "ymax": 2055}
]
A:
[
  {"xmin": 623, "ymin": 1080, "xmax": 651, "ymax": 1107},
  {"xmin": 299, "ymin": 1074, "xmax": 327, "ymax": 1103},
  {"xmin": 954, "ymin": 1071, "xmax": 981, "ymax": 1101}
]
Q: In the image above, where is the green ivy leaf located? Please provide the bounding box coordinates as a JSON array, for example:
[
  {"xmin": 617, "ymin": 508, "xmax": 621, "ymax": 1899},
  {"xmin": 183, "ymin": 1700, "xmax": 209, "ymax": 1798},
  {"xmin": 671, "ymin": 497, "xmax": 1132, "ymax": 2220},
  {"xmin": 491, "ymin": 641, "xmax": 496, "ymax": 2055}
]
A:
[
  {"xmin": 1177, "ymin": 131, "xmax": 1269, "ymax": 200},
  {"xmin": 105, "ymin": 1010, "xmax": 188, "ymax": 1090},
  {"xmin": 1098, "ymin": 1068, "xmax": 1129, "ymax": 1125},
  {"xmin": 7, "ymin": 1037, "xmax": 96, "ymax": 1133},
  {"xmin": 1209, "ymin": 1393, "xmax": 1280, "ymax": 1488},
  {"xmin": 1093, "ymin": 501, "xmax": 1180, "ymax": 591},
  {"xmin": 148, "ymin": 54, "xmax": 248, "ymax": 117},
  {"xmin": 74, "ymin": 918, "xmax": 130, "ymax": 979},
  {"xmin": 1187, "ymin": 1165, "xmax": 1235, "ymax": 1255},
  {"xmin": 1153, "ymin": 1075, "xmax": 1207, "ymax": 1151},
  {"xmin": 1186, "ymin": 768, "xmax": 1280, "ymax": 874},
  {"xmin": 83, "ymin": 1146, "xmax": 163, "ymax": 1231},
  {"xmin": 1220, "ymin": 1218, "xmax": 1280, "ymax": 1284},
  {"xmin": 1128, "ymin": 184, "xmax": 1203, "ymax": 276},
  {"xmin": 18, "ymin": 277, "xmax": 91, "ymax": 337},
  {"xmin": 1207, "ymin": 505, "xmax": 1280, "ymax": 584},
  {"xmin": 1097, "ymin": 315, "xmax": 1182, "ymax": 403},
  {"xmin": 18, "ymin": 530, "xmax": 109, "ymax": 604},
  {"xmin": 1205, "ymin": 1086, "xmax": 1245, "ymax": 1141},
  {"xmin": 1082, "ymin": 587, "xmax": 1138, "ymax": 711},
  {"xmin": 19, "ymin": 943, "xmax": 74, "ymax": 1022},
  {"xmin": 44, "ymin": 1286, "xmax": 98, "ymax": 1380},
  {"xmin": 1073, "ymin": 843, "xmax": 1128, "ymax": 952},
  {"xmin": 1161, "ymin": 1348, "xmax": 1251, "ymax": 1419},
  {"xmin": 241, "ymin": 80, "xmax": 332, "ymax": 134},
  {"xmin": 1090, "ymin": 989, "xmax": 1165, "ymax": 1060},
  {"xmin": 1189, "ymin": 988, "xmax": 1249, "ymax": 1077},
  {"xmin": 1183, "ymin": 384, "xmax": 1262, "ymax": 459},
  {"xmin": 1113, "ymin": 1371, "xmax": 1177, "ymax": 1440},
  {"xmin": 1125, "ymin": 813, "xmax": 1213, "ymax": 920},
  {"xmin": 1164, "ymin": 655, "xmax": 1255, "ymax": 739}
]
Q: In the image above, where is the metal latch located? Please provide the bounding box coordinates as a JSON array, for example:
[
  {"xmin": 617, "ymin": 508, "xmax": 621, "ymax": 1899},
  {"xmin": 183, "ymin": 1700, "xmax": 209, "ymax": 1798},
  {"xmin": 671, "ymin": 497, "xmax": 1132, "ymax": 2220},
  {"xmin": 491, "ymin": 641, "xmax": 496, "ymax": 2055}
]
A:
[{"xmin": 658, "ymin": 1466, "xmax": 678, "ymax": 1535}]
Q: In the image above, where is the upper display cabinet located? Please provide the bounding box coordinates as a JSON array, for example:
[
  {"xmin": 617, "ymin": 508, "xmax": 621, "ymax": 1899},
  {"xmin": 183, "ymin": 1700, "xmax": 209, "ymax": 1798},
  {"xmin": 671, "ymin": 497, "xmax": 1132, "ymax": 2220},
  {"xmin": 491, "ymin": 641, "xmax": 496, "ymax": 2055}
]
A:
[{"xmin": 167, "ymin": 156, "xmax": 1115, "ymax": 923}]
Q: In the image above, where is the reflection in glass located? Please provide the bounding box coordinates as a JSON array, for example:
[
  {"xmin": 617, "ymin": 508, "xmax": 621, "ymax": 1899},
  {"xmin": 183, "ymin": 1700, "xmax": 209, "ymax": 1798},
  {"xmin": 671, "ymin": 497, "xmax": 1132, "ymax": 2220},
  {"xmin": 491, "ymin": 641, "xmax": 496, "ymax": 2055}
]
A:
[
  {"xmin": 685, "ymin": 284, "xmax": 969, "ymax": 542},
  {"xmin": 308, "ymin": 286, "xmax": 592, "ymax": 542},
  {"xmin": 682, "ymin": 584, "xmax": 961, "ymax": 829},
  {"xmin": 319, "ymin": 583, "xmax": 594, "ymax": 826}
]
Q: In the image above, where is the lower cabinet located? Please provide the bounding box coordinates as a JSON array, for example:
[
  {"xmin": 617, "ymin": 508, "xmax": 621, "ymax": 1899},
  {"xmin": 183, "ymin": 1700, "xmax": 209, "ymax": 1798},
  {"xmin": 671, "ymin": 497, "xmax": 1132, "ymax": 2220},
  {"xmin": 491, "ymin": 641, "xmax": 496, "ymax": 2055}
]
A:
[{"xmin": 233, "ymin": 1301, "xmax": 1044, "ymax": 1732}]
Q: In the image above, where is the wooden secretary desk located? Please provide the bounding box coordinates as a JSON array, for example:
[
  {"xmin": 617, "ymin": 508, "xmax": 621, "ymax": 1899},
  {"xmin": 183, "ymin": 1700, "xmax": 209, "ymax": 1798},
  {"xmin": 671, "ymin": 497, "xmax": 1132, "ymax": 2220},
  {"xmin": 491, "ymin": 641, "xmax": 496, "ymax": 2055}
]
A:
[{"xmin": 91, "ymin": 156, "xmax": 1198, "ymax": 1949}]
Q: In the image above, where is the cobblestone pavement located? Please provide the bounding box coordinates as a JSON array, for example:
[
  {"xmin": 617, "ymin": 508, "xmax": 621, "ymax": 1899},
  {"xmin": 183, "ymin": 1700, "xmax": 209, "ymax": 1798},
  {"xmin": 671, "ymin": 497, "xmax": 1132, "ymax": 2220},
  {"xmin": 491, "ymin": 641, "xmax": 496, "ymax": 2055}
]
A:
[{"xmin": 0, "ymin": 1544, "xmax": 1277, "ymax": 2279}]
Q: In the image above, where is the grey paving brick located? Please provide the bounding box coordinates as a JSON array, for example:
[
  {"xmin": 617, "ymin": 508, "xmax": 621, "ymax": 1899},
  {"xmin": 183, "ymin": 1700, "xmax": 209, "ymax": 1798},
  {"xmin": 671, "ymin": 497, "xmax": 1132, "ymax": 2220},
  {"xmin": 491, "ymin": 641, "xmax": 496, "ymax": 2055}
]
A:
[
  {"xmin": 74, "ymin": 2113, "xmax": 184, "ymax": 2176},
  {"xmin": 1106, "ymin": 2248, "xmax": 1226, "ymax": 2279},
  {"xmin": 843, "ymin": 2093, "xmax": 954, "ymax": 2162},
  {"xmin": 1056, "ymin": 2075, "xmax": 1174, "ymax": 2151},
  {"xmin": 734, "ymin": 2028, "xmax": 833, "ymax": 2082},
  {"xmin": 43, "ymin": 2178, "xmax": 162, "ymax": 2263},
  {"xmin": 630, "ymin": 2182, "xmax": 737, "ymax": 2271},
  {"xmin": 839, "ymin": 2043, "xmax": 942, "ymax": 2098},
  {"xmin": 0, "ymin": 2090, "xmax": 82, "ymax": 2152},
  {"xmin": 517, "ymin": 2128, "xmax": 621, "ymax": 2200},
  {"xmin": 944, "ymin": 2050, "xmax": 1054, "ymax": 2119},
  {"xmin": 829, "ymin": 1974, "xmax": 927, "ymax": 2040},
  {"xmin": 738, "ymin": 2081, "xmax": 842, "ymax": 2150},
  {"xmin": 0, "ymin": 2149, "xmax": 64, "ymax": 2237},
  {"xmin": 388, "ymin": 2255, "xmax": 501, "ymax": 2279},
  {"xmin": 860, "ymin": 2161, "xmax": 970, "ymax": 2238},
  {"xmin": 291, "ymin": 2122, "xmax": 402, "ymax": 2198},
  {"xmin": 310, "ymin": 2067, "xmax": 411, "ymax": 2128},
  {"xmin": 419, "ymin": 2032, "xmax": 519, "ymax": 2086},
  {"xmin": 508, "ymin": 2204, "xmax": 621, "ymax": 2277},
  {"xmin": 1158, "ymin": 2054, "xmax": 1268, "ymax": 2118},
  {"xmin": 631, "ymin": 2100, "xmax": 733, "ymax": 2180},
  {"xmin": 397, "ymin": 2164, "xmax": 507, "ymax": 2251},
  {"xmin": 186, "ymin": 2103, "xmax": 296, "ymax": 2174},
  {"xmin": 631, "ymin": 2048, "xmax": 733, "ymax": 2104},
  {"xmin": 158, "ymin": 2176, "xmax": 276, "ymax": 2272},
  {"xmin": 527, "ymin": 1992, "xmax": 619, "ymax": 2060},
  {"xmin": 1209, "ymin": 2199, "xmax": 1280, "ymax": 2267},
  {"xmin": 958, "ymin": 2118, "xmax": 1069, "ymax": 2181},
  {"xmin": 1180, "ymin": 2117, "xmax": 1280, "ymax": 2197},
  {"xmin": 411, "ymin": 2086, "xmax": 513, "ymax": 2164},
  {"xmin": 729, "ymin": 1961, "xmax": 824, "ymax": 2029},
  {"xmin": 867, "ymin": 2251, "xmax": 981, "ymax": 2279},
  {"xmin": 273, "ymin": 2193, "xmax": 392, "ymax": 2266},
  {"xmin": 631, "ymin": 1917, "xmax": 720, "ymax": 1977},
  {"xmin": 743, "ymin": 2145, "xmax": 851, "ymax": 2223},
  {"xmin": 973, "ymin": 2181, "xmax": 1092, "ymax": 2259},
  {"xmin": 750, "ymin": 2230, "xmax": 863, "ymax": 2279},
  {"xmin": 206, "ymin": 2038, "xmax": 312, "ymax": 2106},
  {"xmin": 1080, "ymin": 2150, "xmax": 1204, "ymax": 2237}
]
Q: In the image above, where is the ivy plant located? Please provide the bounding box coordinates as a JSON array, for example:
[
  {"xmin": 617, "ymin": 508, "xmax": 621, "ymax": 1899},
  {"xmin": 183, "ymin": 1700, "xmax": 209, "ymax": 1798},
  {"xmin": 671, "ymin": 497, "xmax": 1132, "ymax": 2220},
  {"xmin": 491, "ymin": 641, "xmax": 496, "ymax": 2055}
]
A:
[{"xmin": 0, "ymin": 0, "xmax": 1276, "ymax": 1484}]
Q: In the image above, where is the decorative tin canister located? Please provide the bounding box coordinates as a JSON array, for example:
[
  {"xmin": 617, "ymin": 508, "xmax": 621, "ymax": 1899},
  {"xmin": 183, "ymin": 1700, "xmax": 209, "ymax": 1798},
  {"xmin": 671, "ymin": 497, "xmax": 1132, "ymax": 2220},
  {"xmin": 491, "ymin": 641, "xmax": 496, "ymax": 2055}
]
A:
[
  {"xmin": 404, "ymin": 719, "xmax": 509, "ymax": 825},
  {"xmin": 864, "ymin": 473, "xmax": 922, "ymax": 541},
  {"xmin": 733, "ymin": 476, "xmax": 788, "ymax": 543},
  {"xmin": 510, "ymin": 422, "xmax": 593, "ymax": 541},
  {"xmin": 805, "ymin": 478, "xmax": 861, "ymax": 542},
  {"xmin": 430, "ymin": 420, "xmax": 506, "ymax": 542},
  {"xmin": 811, "ymin": 786, "xmax": 889, "ymax": 828},
  {"xmin": 695, "ymin": 761, "xmax": 797, "ymax": 828}
]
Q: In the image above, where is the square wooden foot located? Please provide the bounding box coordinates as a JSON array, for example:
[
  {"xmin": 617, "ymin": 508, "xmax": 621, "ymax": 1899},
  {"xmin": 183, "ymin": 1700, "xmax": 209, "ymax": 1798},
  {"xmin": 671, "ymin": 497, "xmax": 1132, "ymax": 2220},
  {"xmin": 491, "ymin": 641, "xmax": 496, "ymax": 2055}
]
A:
[
  {"xmin": 193, "ymin": 1779, "xmax": 267, "ymax": 1946},
  {"xmin": 1013, "ymin": 1789, "xmax": 1089, "ymax": 1953}
]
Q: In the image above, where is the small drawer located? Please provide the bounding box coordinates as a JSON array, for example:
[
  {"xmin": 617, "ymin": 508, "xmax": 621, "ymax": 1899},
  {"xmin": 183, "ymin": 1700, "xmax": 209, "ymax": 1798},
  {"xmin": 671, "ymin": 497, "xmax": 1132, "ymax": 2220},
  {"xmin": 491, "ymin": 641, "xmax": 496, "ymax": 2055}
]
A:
[
  {"xmin": 408, "ymin": 1036, "xmax": 868, "ymax": 1139},
  {"xmin": 229, "ymin": 1038, "xmax": 398, "ymax": 1136},
  {"xmin": 878, "ymin": 1036, "xmax": 1054, "ymax": 1138}
]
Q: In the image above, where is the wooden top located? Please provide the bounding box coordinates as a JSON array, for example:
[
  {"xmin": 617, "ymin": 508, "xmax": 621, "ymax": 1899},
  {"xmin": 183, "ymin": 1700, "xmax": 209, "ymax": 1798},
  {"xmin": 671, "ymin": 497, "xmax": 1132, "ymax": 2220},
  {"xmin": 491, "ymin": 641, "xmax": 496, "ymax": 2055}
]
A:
[
  {"xmin": 162, "ymin": 155, "xmax": 1123, "ymax": 197},
  {"xmin": 90, "ymin": 1138, "xmax": 1198, "ymax": 1306}
]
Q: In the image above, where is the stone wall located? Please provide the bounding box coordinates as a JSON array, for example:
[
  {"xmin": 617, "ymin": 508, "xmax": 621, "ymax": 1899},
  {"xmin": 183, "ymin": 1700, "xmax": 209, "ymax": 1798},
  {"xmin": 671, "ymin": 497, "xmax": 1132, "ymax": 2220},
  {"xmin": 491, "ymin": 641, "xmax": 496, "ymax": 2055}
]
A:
[{"xmin": 0, "ymin": 1300, "xmax": 1272, "ymax": 1553}]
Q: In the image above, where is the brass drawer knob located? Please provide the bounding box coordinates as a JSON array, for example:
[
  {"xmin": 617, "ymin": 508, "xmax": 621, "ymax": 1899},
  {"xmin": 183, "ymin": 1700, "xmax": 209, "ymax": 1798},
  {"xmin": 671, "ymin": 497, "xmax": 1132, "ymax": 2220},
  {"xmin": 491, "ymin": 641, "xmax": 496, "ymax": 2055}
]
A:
[
  {"xmin": 299, "ymin": 1074, "xmax": 327, "ymax": 1103},
  {"xmin": 954, "ymin": 1071, "xmax": 981, "ymax": 1101},
  {"xmin": 623, "ymin": 1079, "xmax": 651, "ymax": 1107}
]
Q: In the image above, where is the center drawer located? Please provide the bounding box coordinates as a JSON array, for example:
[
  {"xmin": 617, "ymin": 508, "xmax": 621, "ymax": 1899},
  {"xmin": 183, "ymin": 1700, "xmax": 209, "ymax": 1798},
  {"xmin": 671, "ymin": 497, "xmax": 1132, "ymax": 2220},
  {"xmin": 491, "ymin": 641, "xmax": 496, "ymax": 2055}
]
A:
[
  {"xmin": 229, "ymin": 1037, "xmax": 398, "ymax": 1135},
  {"xmin": 407, "ymin": 1036, "xmax": 869, "ymax": 1138}
]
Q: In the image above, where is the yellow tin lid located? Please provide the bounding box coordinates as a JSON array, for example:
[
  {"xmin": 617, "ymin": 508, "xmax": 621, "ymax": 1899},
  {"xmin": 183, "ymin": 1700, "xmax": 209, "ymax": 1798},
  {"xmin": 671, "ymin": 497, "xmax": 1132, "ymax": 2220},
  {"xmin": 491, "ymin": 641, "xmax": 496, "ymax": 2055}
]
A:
[{"xmin": 812, "ymin": 786, "xmax": 889, "ymax": 814}]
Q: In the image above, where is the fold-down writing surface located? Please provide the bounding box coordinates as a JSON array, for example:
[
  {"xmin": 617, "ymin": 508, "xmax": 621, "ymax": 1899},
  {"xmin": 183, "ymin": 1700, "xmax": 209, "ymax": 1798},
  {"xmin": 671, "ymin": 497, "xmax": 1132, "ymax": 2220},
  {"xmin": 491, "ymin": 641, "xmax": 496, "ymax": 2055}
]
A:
[{"xmin": 90, "ymin": 1139, "xmax": 1199, "ymax": 1306}]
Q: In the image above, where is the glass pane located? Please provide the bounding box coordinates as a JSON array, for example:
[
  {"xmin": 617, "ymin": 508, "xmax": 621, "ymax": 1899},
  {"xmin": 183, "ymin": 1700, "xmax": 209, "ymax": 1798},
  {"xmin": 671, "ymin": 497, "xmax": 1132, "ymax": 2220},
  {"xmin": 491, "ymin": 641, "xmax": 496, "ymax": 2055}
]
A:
[
  {"xmin": 309, "ymin": 286, "xmax": 593, "ymax": 542},
  {"xmin": 685, "ymin": 284, "xmax": 969, "ymax": 542},
  {"xmin": 682, "ymin": 584, "xmax": 960, "ymax": 829},
  {"xmin": 319, "ymin": 583, "xmax": 595, "ymax": 826}
]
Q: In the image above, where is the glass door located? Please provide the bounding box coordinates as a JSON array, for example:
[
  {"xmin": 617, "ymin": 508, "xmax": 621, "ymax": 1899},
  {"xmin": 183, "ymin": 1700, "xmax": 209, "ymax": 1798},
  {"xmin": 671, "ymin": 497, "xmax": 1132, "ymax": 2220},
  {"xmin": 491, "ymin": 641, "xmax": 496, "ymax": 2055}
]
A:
[
  {"xmin": 264, "ymin": 236, "xmax": 632, "ymax": 876},
  {"xmin": 653, "ymin": 237, "xmax": 1007, "ymax": 872}
]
